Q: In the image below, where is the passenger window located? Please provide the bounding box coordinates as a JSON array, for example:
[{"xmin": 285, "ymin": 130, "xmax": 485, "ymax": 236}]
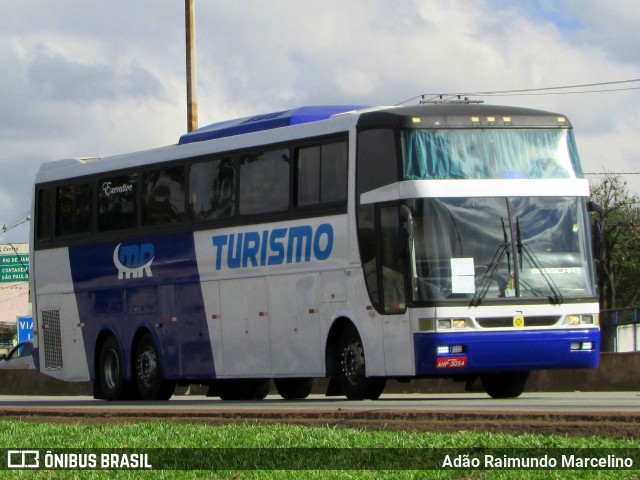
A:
[
  {"xmin": 189, "ymin": 158, "xmax": 235, "ymax": 220},
  {"xmin": 321, "ymin": 141, "xmax": 347, "ymax": 204},
  {"xmin": 296, "ymin": 146, "xmax": 320, "ymax": 206},
  {"xmin": 141, "ymin": 166, "xmax": 186, "ymax": 226},
  {"xmin": 36, "ymin": 188, "xmax": 53, "ymax": 241},
  {"xmin": 296, "ymin": 141, "xmax": 347, "ymax": 207},
  {"xmin": 97, "ymin": 173, "xmax": 138, "ymax": 232},
  {"xmin": 239, "ymin": 149, "xmax": 289, "ymax": 215},
  {"xmin": 55, "ymin": 183, "xmax": 93, "ymax": 237}
]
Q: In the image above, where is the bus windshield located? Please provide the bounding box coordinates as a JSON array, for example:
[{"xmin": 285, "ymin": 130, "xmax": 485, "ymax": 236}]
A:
[
  {"xmin": 402, "ymin": 129, "xmax": 582, "ymax": 180},
  {"xmin": 408, "ymin": 196, "xmax": 596, "ymax": 303}
]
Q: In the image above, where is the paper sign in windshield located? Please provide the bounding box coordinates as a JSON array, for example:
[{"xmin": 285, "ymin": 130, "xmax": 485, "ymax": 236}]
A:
[{"xmin": 451, "ymin": 257, "xmax": 475, "ymax": 294}]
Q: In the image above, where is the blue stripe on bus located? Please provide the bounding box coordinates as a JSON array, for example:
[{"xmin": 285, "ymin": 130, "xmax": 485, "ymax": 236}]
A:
[
  {"xmin": 178, "ymin": 105, "xmax": 366, "ymax": 144},
  {"xmin": 413, "ymin": 329, "xmax": 600, "ymax": 376},
  {"xmin": 68, "ymin": 233, "xmax": 215, "ymax": 381}
]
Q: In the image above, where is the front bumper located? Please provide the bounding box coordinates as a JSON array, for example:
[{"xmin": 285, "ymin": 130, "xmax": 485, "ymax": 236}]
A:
[{"xmin": 414, "ymin": 328, "xmax": 600, "ymax": 376}]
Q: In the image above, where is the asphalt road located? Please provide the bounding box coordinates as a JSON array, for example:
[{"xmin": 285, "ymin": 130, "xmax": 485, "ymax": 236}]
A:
[
  {"xmin": 0, "ymin": 392, "xmax": 638, "ymax": 438},
  {"xmin": 0, "ymin": 391, "xmax": 638, "ymax": 412}
]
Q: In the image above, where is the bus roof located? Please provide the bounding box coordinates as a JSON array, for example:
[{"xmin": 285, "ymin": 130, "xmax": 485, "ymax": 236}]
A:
[
  {"xmin": 35, "ymin": 104, "xmax": 574, "ymax": 184},
  {"xmin": 178, "ymin": 105, "xmax": 367, "ymax": 145}
]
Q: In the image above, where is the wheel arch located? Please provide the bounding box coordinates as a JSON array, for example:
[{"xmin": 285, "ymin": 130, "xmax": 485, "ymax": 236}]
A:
[{"xmin": 325, "ymin": 316, "xmax": 359, "ymax": 378}]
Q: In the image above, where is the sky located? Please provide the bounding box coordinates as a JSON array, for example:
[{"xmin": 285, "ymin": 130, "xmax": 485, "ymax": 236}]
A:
[{"xmin": 1, "ymin": 0, "xmax": 639, "ymax": 243}]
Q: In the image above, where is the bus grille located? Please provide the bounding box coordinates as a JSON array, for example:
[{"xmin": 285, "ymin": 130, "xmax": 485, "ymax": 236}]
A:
[
  {"xmin": 478, "ymin": 316, "xmax": 560, "ymax": 328},
  {"xmin": 41, "ymin": 309, "xmax": 63, "ymax": 369}
]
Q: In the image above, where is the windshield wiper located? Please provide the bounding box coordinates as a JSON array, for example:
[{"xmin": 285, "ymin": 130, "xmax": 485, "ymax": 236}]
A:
[
  {"xmin": 516, "ymin": 217, "xmax": 564, "ymax": 304},
  {"xmin": 471, "ymin": 218, "xmax": 512, "ymax": 306}
]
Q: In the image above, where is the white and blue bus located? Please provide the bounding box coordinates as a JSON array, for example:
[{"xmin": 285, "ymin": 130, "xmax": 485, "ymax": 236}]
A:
[{"xmin": 30, "ymin": 103, "xmax": 600, "ymax": 401}]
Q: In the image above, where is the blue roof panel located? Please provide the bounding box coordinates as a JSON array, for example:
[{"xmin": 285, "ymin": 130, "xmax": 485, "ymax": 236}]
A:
[{"xmin": 178, "ymin": 105, "xmax": 366, "ymax": 145}]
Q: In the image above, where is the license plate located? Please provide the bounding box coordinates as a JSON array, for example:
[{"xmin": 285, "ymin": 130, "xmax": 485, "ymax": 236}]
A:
[{"xmin": 436, "ymin": 356, "xmax": 468, "ymax": 368}]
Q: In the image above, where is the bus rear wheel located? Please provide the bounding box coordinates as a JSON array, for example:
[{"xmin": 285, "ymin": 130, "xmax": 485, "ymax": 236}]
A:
[
  {"xmin": 98, "ymin": 336, "xmax": 126, "ymax": 401},
  {"xmin": 274, "ymin": 378, "xmax": 314, "ymax": 400},
  {"xmin": 481, "ymin": 371, "xmax": 529, "ymax": 399},
  {"xmin": 134, "ymin": 333, "xmax": 175, "ymax": 401},
  {"xmin": 335, "ymin": 327, "xmax": 385, "ymax": 400}
]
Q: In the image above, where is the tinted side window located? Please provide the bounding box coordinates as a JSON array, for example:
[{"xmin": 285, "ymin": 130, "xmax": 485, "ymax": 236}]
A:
[
  {"xmin": 321, "ymin": 141, "xmax": 348, "ymax": 204},
  {"xmin": 36, "ymin": 187, "xmax": 53, "ymax": 241},
  {"xmin": 356, "ymin": 129, "xmax": 399, "ymax": 305},
  {"xmin": 357, "ymin": 129, "xmax": 398, "ymax": 198},
  {"xmin": 141, "ymin": 166, "xmax": 186, "ymax": 226},
  {"xmin": 55, "ymin": 183, "xmax": 93, "ymax": 237},
  {"xmin": 97, "ymin": 173, "xmax": 138, "ymax": 232},
  {"xmin": 239, "ymin": 148, "xmax": 289, "ymax": 215},
  {"xmin": 296, "ymin": 146, "xmax": 321, "ymax": 206},
  {"xmin": 189, "ymin": 158, "xmax": 235, "ymax": 220},
  {"xmin": 296, "ymin": 140, "xmax": 347, "ymax": 207}
]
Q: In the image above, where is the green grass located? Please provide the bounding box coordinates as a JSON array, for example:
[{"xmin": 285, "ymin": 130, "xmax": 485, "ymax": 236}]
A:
[{"xmin": 0, "ymin": 421, "xmax": 637, "ymax": 479}]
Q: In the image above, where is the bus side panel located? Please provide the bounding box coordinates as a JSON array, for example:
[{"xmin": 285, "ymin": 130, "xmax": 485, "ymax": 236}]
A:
[
  {"xmin": 33, "ymin": 248, "xmax": 91, "ymax": 381},
  {"xmin": 193, "ymin": 215, "xmax": 352, "ymax": 379},
  {"xmin": 68, "ymin": 232, "xmax": 215, "ymax": 382},
  {"xmin": 269, "ymin": 273, "xmax": 323, "ymax": 376},
  {"xmin": 220, "ymin": 277, "xmax": 271, "ymax": 376},
  {"xmin": 198, "ymin": 280, "xmax": 224, "ymax": 376}
]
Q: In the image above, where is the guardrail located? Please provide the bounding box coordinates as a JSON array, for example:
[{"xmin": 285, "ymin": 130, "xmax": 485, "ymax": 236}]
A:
[{"xmin": 600, "ymin": 307, "xmax": 639, "ymax": 352}]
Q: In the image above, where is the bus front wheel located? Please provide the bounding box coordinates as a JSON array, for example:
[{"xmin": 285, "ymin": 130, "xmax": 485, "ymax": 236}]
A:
[
  {"xmin": 335, "ymin": 327, "xmax": 385, "ymax": 400},
  {"xmin": 134, "ymin": 333, "xmax": 176, "ymax": 401},
  {"xmin": 481, "ymin": 371, "xmax": 529, "ymax": 399}
]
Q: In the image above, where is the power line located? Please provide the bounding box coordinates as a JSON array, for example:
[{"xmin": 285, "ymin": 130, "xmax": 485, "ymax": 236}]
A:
[
  {"xmin": 479, "ymin": 86, "xmax": 640, "ymax": 97},
  {"xmin": 1, "ymin": 211, "xmax": 30, "ymax": 236},
  {"xmin": 458, "ymin": 79, "xmax": 640, "ymax": 96},
  {"xmin": 397, "ymin": 78, "xmax": 640, "ymax": 105}
]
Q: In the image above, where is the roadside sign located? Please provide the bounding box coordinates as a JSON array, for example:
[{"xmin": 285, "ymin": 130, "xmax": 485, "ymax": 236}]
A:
[
  {"xmin": 0, "ymin": 245, "xmax": 29, "ymax": 283},
  {"xmin": 17, "ymin": 316, "xmax": 33, "ymax": 343}
]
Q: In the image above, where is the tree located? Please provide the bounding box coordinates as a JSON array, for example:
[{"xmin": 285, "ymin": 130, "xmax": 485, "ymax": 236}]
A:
[{"xmin": 590, "ymin": 174, "xmax": 640, "ymax": 310}]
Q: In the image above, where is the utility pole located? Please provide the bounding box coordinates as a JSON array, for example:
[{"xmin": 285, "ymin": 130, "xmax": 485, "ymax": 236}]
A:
[{"xmin": 185, "ymin": 0, "xmax": 198, "ymax": 132}]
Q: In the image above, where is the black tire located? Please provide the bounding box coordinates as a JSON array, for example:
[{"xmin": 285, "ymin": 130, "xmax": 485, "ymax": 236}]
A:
[
  {"xmin": 98, "ymin": 336, "xmax": 126, "ymax": 401},
  {"xmin": 335, "ymin": 327, "xmax": 386, "ymax": 400},
  {"xmin": 212, "ymin": 379, "xmax": 270, "ymax": 400},
  {"xmin": 274, "ymin": 378, "xmax": 314, "ymax": 400},
  {"xmin": 481, "ymin": 371, "xmax": 530, "ymax": 399},
  {"xmin": 247, "ymin": 379, "xmax": 270, "ymax": 400},
  {"xmin": 134, "ymin": 333, "xmax": 175, "ymax": 401}
]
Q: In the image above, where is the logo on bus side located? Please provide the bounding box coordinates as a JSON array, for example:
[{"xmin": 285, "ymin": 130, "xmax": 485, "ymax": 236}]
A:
[
  {"xmin": 113, "ymin": 243, "xmax": 154, "ymax": 279},
  {"xmin": 211, "ymin": 223, "xmax": 334, "ymax": 270}
]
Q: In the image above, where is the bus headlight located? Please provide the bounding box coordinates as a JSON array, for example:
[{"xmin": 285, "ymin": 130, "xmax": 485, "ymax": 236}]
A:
[
  {"xmin": 565, "ymin": 314, "xmax": 598, "ymax": 326},
  {"xmin": 566, "ymin": 315, "xmax": 581, "ymax": 326},
  {"xmin": 438, "ymin": 319, "xmax": 452, "ymax": 330},
  {"xmin": 437, "ymin": 319, "xmax": 468, "ymax": 330},
  {"xmin": 453, "ymin": 319, "xmax": 467, "ymax": 329}
]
